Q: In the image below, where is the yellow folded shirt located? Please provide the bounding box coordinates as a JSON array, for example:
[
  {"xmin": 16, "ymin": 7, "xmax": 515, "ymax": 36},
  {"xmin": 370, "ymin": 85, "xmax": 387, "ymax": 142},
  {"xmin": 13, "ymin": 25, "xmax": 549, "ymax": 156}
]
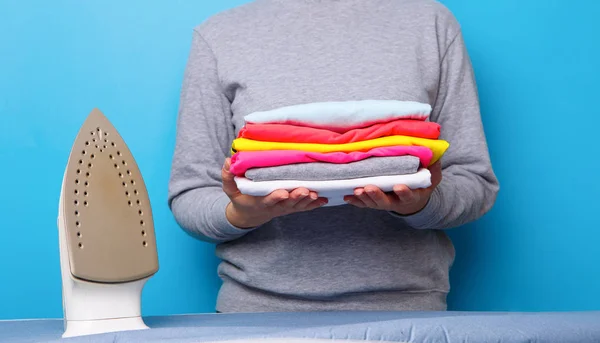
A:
[{"xmin": 231, "ymin": 135, "xmax": 450, "ymax": 165}]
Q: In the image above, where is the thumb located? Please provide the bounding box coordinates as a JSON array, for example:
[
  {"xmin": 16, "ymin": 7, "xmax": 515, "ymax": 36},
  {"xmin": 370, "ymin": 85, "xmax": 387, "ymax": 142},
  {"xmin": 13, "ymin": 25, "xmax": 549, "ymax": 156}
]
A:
[
  {"xmin": 221, "ymin": 158, "xmax": 241, "ymax": 197},
  {"xmin": 428, "ymin": 160, "xmax": 443, "ymax": 187}
]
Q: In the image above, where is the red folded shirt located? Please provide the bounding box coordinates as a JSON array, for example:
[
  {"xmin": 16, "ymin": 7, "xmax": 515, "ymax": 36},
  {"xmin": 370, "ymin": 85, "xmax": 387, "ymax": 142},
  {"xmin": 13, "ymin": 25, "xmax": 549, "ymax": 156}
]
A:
[{"xmin": 237, "ymin": 120, "xmax": 440, "ymax": 143}]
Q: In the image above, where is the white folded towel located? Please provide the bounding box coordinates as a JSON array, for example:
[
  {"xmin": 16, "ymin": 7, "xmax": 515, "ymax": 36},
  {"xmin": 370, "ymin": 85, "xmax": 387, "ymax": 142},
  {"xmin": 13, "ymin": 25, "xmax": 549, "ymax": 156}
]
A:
[{"xmin": 234, "ymin": 168, "xmax": 432, "ymax": 207}]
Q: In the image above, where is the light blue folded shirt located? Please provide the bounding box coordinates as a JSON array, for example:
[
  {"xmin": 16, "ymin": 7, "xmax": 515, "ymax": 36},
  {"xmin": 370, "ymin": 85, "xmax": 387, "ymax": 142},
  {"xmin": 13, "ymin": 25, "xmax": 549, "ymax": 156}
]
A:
[{"xmin": 243, "ymin": 100, "xmax": 432, "ymax": 130}]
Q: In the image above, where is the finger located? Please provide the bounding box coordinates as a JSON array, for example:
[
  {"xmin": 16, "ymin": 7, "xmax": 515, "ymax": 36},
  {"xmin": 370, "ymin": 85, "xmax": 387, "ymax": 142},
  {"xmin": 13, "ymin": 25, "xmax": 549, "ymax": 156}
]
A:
[
  {"xmin": 393, "ymin": 184, "xmax": 416, "ymax": 203},
  {"xmin": 261, "ymin": 189, "xmax": 290, "ymax": 207},
  {"xmin": 344, "ymin": 195, "xmax": 367, "ymax": 208},
  {"xmin": 354, "ymin": 188, "xmax": 378, "ymax": 208},
  {"xmin": 285, "ymin": 188, "xmax": 311, "ymax": 207},
  {"xmin": 301, "ymin": 196, "xmax": 328, "ymax": 211},
  {"xmin": 364, "ymin": 185, "xmax": 393, "ymax": 210},
  {"xmin": 221, "ymin": 158, "xmax": 241, "ymax": 197},
  {"xmin": 293, "ymin": 190, "xmax": 319, "ymax": 209}
]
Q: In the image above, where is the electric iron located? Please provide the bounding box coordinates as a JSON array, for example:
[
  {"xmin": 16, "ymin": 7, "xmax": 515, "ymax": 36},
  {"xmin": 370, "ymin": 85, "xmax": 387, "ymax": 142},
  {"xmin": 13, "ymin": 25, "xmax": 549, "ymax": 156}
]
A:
[{"xmin": 57, "ymin": 108, "xmax": 159, "ymax": 338}]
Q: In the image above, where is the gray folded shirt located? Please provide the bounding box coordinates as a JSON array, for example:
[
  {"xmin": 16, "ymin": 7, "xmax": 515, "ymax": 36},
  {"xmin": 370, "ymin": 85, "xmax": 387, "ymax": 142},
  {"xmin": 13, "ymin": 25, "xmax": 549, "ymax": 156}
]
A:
[{"xmin": 244, "ymin": 155, "xmax": 421, "ymax": 181}]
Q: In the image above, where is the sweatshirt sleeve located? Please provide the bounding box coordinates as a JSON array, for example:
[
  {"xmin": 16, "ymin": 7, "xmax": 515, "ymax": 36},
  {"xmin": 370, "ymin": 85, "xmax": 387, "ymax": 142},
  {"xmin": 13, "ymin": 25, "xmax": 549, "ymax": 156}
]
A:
[
  {"xmin": 168, "ymin": 29, "xmax": 253, "ymax": 243},
  {"xmin": 394, "ymin": 30, "xmax": 500, "ymax": 230}
]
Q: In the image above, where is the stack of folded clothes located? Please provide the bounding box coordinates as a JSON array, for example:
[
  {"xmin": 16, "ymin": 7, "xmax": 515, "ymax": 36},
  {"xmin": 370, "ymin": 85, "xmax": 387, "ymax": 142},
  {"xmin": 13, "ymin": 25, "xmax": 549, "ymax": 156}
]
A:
[{"xmin": 229, "ymin": 100, "xmax": 450, "ymax": 206}]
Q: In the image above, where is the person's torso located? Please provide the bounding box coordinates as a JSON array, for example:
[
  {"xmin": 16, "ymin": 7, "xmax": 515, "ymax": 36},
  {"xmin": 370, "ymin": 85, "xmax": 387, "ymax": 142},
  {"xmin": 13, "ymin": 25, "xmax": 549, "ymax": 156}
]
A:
[{"xmin": 198, "ymin": 0, "xmax": 458, "ymax": 311}]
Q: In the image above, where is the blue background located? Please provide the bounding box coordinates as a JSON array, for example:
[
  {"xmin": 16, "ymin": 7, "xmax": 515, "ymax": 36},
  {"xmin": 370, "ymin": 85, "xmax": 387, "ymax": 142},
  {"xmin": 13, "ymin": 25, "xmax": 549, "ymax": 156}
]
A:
[{"xmin": 0, "ymin": 0, "xmax": 598, "ymax": 320}]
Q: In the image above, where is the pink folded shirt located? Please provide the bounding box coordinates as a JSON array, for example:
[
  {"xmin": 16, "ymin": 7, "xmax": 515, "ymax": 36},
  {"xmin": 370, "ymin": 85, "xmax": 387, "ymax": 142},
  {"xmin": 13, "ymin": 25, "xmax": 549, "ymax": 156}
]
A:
[{"xmin": 229, "ymin": 145, "xmax": 433, "ymax": 177}]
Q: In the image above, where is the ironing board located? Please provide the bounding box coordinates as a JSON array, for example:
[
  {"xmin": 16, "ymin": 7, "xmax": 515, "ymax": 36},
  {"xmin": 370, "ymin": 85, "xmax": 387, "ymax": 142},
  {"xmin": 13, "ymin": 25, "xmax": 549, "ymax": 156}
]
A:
[{"xmin": 1, "ymin": 311, "xmax": 599, "ymax": 343}]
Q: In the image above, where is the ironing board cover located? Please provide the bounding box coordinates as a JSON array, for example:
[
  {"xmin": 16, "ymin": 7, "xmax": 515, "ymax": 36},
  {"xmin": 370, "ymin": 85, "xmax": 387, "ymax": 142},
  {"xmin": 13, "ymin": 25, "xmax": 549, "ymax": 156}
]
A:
[{"xmin": 1, "ymin": 311, "xmax": 599, "ymax": 343}]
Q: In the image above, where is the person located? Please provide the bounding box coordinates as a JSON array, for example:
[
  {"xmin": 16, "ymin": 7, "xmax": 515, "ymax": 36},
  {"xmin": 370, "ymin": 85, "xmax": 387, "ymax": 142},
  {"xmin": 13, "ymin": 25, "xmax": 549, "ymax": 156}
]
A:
[{"xmin": 168, "ymin": 0, "xmax": 499, "ymax": 313}]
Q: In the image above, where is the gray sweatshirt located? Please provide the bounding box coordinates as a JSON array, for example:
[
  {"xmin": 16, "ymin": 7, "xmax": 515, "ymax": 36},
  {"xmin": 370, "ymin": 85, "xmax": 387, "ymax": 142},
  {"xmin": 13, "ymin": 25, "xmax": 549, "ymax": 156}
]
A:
[{"xmin": 168, "ymin": 0, "xmax": 499, "ymax": 312}]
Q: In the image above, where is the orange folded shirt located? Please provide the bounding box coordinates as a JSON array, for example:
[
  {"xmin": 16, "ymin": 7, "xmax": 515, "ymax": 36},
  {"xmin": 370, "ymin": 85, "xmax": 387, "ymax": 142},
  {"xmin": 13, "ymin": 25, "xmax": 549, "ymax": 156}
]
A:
[{"xmin": 237, "ymin": 120, "xmax": 441, "ymax": 143}]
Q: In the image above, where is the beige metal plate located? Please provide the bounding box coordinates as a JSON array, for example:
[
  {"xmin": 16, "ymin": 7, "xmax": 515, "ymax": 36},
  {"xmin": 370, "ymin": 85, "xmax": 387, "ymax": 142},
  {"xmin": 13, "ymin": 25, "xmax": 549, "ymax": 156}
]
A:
[{"xmin": 62, "ymin": 108, "xmax": 159, "ymax": 283}]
